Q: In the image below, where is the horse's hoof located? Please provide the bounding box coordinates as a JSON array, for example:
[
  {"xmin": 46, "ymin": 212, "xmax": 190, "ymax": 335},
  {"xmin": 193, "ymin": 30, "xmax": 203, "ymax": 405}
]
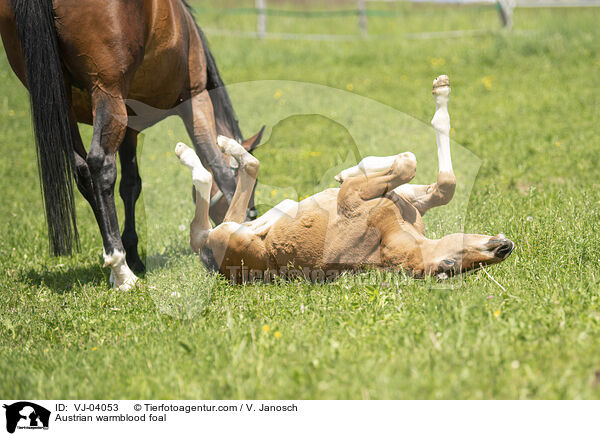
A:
[
  {"xmin": 117, "ymin": 275, "xmax": 139, "ymax": 292},
  {"xmin": 128, "ymin": 257, "xmax": 146, "ymax": 275},
  {"xmin": 109, "ymin": 271, "xmax": 138, "ymax": 291}
]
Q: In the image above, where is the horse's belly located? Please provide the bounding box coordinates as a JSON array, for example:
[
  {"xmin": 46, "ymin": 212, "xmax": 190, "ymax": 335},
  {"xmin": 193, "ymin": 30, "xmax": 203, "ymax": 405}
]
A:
[
  {"xmin": 127, "ymin": 0, "xmax": 191, "ymax": 108},
  {"xmin": 128, "ymin": 47, "xmax": 188, "ymax": 109}
]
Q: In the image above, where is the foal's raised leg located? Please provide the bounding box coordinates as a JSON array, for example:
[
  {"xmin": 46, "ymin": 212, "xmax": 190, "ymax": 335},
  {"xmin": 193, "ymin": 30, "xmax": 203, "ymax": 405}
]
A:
[
  {"xmin": 337, "ymin": 151, "xmax": 417, "ymax": 214},
  {"xmin": 175, "ymin": 142, "xmax": 213, "ymax": 253},
  {"xmin": 216, "ymin": 136, "xmax": 260, "ymax": 224},
  {"xmin": 394, "ymin": 75, "xmax": 456, "ymax": 215}
]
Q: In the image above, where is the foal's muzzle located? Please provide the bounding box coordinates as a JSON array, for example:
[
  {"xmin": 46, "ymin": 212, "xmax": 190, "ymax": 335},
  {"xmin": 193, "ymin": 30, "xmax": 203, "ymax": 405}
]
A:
[{"xmin": 490, "ymin": 237, "xmax": 514, "ymax": 259}]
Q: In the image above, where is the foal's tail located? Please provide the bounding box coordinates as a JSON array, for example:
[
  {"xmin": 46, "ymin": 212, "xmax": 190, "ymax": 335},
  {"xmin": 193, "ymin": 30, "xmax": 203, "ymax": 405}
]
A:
[
  {"xmin": 197, "ymin": 28, "xmax": 244, "ymax": 144},
  {"xmin": 11, "ymin": 0, "xmax": 78, "ymax": 256}
]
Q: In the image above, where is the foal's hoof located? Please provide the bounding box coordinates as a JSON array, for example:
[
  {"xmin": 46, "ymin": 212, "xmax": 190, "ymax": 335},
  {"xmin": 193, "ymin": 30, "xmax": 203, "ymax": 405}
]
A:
[
  {"xmin": 217, "ymin": 135, "xmax": 241, "ymax": 156},
  {"xmin": 175, "ymin": 142, "xmax": 190, "ymax": 157},
  {"xmin": 432, "ymin": 75, "xmax": 450, "ymax": 95}
]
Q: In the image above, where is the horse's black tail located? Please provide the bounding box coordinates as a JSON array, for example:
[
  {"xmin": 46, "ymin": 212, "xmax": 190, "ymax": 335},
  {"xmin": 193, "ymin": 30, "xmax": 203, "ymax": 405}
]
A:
[
  {"xmin": 197, "ymin": 29, "xmax": 244, "ymax": 144},
  {"xmin": 11, "ymin": 0, "xmax": 78, "ymax": 256}
]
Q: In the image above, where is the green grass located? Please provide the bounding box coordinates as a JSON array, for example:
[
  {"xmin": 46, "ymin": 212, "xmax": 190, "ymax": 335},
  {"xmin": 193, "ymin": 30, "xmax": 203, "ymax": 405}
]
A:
[{"xmin": 1, "ymin": 3, "xmax": 600, "ymax": 399}]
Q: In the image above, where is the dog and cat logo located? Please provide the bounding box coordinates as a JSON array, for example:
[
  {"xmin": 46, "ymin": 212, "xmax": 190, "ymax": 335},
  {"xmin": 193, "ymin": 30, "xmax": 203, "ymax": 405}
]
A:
[{"xmin": 3, "ymin": 402, "xmax": 50, "ymax": 433}]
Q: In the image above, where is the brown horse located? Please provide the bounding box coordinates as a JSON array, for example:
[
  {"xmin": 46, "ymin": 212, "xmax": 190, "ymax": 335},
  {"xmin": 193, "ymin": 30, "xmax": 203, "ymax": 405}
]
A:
[{"xmin": 0, "ymin": 0, "xmax": 263, "ymax": 289}]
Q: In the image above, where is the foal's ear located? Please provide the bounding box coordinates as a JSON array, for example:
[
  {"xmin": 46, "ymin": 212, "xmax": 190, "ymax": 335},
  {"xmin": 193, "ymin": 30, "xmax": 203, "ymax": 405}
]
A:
[{"xmin": 242, "ymin": 126, "xmax": 266, "ymax": 153}]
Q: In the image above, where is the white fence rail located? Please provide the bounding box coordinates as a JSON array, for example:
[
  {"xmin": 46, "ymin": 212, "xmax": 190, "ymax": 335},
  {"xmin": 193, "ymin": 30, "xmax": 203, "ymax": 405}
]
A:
[{"xmin": 205, "ymin": 0, "xmax": 600, "ymax": 40}]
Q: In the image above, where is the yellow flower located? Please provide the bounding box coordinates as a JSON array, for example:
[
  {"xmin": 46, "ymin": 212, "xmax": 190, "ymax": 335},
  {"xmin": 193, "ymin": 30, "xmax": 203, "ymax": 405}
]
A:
[
  {"xmin": 165, "ymin": 151, "xmax": 171, "ymax": 158},
  {"xmin": 346, "ymin": 83, "xmax": 354, "ymax": 91},
  {"xmin": 8, "ymin": 109, "xmax": 15, "ymax": 117},
  {"xmin": 494, "ymin": 310, "xmax": 501, "ymax": 318},
  {"xmin": 270, "ymin": 189, "xmax": 278, "ymax": 197},
  {"xmin": 481, "ymin": 76, "xmax": 494, "ymax": 91},
  {"xmin": 310, "ymin": 151, "xmax": 322, "ymax": 157},
  {"xmin": 150, "ymin": 154, "xmax": 156, "ymax": 161},
  {"xmin": 262, "ymin": 324, "xmax": 271, "ymax": 333},
  {"xmin": 92, "ymin": 347, "xmax": 98, "ymax": 351},
  {"xmin": 555, "ymin": 141, "xmax": 562, "ymax": 147},
  {"xmin": 167, "ymin": 129, "xmax": 174, "ymax": 139},
  {"xmin": 274, "ymin": 331, "xmax": 282, "ymax": 339},
  {"xmin": 273, "ymin": 90, "xmax": 283, "ymax": 99}
]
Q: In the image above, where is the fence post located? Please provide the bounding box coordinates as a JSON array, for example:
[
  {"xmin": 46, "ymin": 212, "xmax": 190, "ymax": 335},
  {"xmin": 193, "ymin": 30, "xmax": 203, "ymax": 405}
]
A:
[
  {"xmin": 256, "ymin": 0, "xmax": 267, "ymax": 38},
  {"xmin": 497, "ymin": 0, "xmax": 515, "ymax": 30},
  {"xmin": 357, "ymin": 0, "xmax": 368, "ymax": 36}
]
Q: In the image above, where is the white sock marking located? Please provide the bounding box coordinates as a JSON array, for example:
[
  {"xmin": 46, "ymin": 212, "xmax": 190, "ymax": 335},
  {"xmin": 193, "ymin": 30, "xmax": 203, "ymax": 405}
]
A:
[
  {"xmin": 431, "ymin": 77, "xmax": 453, "ymax": 173},
  {"xmin": 217, "ymin": 135, "xmax": 246, "ymax": 161},
  {"xmin": 175, "ymin": 142, "xmax": 212, "ymax": 202},
  {"xmin": 103, "ymin": 249, "xmax": 138, "ymax": 291},
  {"xmin": 335, "ymin": 154, "xmax": 400, "ymax": 183},
  {"xmin": 249, "ymin": 199, "xmax": 298, "ymax": 234},
  {"xmin": 217, "ymin": 135, "xmax": 260, "ymax": 171}
]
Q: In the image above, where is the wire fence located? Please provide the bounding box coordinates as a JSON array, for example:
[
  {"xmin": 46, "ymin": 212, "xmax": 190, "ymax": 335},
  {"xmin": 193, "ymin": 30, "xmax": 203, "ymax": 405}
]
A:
[{"xmin": 196, "ymin": 0, "xmax": 600, "ymax": 41}]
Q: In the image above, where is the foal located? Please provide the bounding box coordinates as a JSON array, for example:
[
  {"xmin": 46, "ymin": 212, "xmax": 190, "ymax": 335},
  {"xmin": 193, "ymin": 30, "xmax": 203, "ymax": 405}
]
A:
[{"xmin": 175, "ymin": 76, "xmax": 514, "ymax": 282}]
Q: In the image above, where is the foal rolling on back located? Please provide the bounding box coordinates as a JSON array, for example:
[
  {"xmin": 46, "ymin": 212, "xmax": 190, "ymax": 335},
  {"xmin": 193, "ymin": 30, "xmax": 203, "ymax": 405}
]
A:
[{"xmin": 176, "ymin": 75, "xmax": 514, "ymax": 282}]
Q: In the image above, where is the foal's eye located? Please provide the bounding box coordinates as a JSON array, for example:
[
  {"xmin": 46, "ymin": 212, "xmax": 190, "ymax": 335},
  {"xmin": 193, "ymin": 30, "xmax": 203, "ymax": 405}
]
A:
[
  {"xmin": 442, "ymin": 259, "xmax": 455, "ymax": 269},
  {"xmin": 438, "ymin": 259, "xmax": 457, "ymax": 275}
]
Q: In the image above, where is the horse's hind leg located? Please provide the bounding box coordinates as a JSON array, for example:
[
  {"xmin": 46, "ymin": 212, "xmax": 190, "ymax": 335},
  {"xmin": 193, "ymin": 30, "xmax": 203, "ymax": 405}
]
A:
[
  {"xmin": 174, "ymin": 142, "xmax": 213, "ymax": 253},
  {"xmin": 118, "ymin": 128, "xmax": 145, "ymax": 274},
  {"xmin": 216, "ymin": 136, "xmax": 260, "ymax": 224},
  {"xmin": 87, "ymin": 94, "xmax": 138, "ymax": 290},
  {"xmin": 69, "ymin": 108, "xmax": 96, "ymax": 209},
  {"xmin": 71, "ymin": 96, "xmax": 144, "ymax": 283},
  {"xmin": 178, "ymin": 90, "xmax": 237, "ymax": 222}
]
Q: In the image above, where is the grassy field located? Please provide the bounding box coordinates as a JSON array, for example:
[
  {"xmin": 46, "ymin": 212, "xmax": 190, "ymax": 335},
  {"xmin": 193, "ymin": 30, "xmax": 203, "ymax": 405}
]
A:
[{"xmin": 1, "ymin": 2, "xmax": 600, "ymax": 399}]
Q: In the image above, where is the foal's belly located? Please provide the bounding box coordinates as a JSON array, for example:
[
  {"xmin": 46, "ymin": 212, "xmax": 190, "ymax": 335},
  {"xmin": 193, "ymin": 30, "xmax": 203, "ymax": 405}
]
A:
[
  {"xmin": 207, "ymin": 190, "xmax": 343, "ymax": 277},
  {"xmin": 208, "ymin": 187, "xmax": 426, "ymax": 280},
  {"xmin": 264, "ymin": 199, "xmax": 333, "ymax": 271},
  {"xmin": 262, "ymin": 189, "xmax": 382, "ymax": 272}
]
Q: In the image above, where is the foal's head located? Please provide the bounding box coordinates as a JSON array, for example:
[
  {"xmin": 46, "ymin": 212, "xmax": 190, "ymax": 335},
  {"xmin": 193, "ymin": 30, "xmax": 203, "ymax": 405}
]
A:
[{"xmin": 426, "ymin": 233, "xmax": 514, "ymax": 278}]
